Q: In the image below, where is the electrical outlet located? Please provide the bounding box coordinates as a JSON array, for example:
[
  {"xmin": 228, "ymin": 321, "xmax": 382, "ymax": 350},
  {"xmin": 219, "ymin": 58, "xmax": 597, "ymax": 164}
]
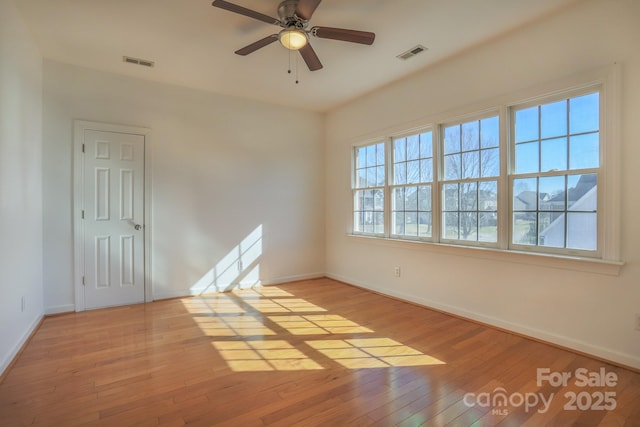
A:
[
  {"xmin": 635, "ymin": 314, "xmax": 640, "ymax": 331},
  {"xmin": 394, "ymin": 267, "xmax": 401, "ymax": 278}
]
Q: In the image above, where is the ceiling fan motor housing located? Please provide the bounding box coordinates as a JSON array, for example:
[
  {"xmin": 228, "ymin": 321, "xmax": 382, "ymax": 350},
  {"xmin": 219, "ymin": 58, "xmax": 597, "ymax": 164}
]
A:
[{"xmin": 278, "ymin": 0, "xmax": 307, "ymax": 28}]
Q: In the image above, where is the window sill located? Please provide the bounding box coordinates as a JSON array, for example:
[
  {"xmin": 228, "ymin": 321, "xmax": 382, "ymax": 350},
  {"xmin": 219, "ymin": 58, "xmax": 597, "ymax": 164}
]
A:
[{"xmin": 347, "ymin": 234, "xmax": 624, "ymax": 276}]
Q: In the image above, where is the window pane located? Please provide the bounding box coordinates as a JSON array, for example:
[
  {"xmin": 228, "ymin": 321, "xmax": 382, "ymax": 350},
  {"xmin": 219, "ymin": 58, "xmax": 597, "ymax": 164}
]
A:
[
  {"xmin": 479, "ymin": 181, "xmax": 497, "ymax": 211},
  {"xmin": 570, "ymin": 92, "xmax": 599, "ymax": 134},
  {"xmin": 479, "ymin": 213, "xmax": 497, "ymax": 242},
  {"xmin": 407, "ymin": 160, "xmax": 420, "ymax": 184},
  {"xmin": 539, "ymin": 212, "xmax": 565, "ymax": 248},
  {"xmin": 444, "ymin": 154, "xmax": 461, "ymax": 180},
  {"xmin": 481, "ymin": 116, "xmax": 499, "ymax": 148},
  {"xmin": 418, "ymin": 185, "xmax": 432, "ymax": 211},
  {"xmin": 405, "ymin": 186, "xmax": 418, "ymax": 211},
  {"xmin": 394, "ymin": 162, "xmax": 406, "ymax": 185},
  {"xmin": 569, "ymin": 133, "xmax": 599, "ymax": 170},
  {"xmin": 354, "ymin": 210, "xmax": 364, "ymax": 232},
  {"xmin": 354, "ymin": 190, "xmax": 364, "ymax": 211},
  {"xmin": 376, "ymin": 143, "xmax": 385, "ymax": 165},
  {"xmin": 460, "ymin": 182, "xmax": 478, "ymax": 211},
  {"xmin": 568, "ymin": 174, "xmax": 597, "ymax": 211},
  {"xmin": 444, "ymin": 125, "xmax": 460, "ymax": 154},
  {"xmin": 420, "ymin": 133, "xmax": 433, "ymax": 158},
  {"xmin": 366, "ymin": 145, "xmax": 377, "ymax": 167},
  {"xmin": 442, "ymin": 184, "xmax": 459, "ymax": 211},
  {"xmin": 407, "ymin": 135, "xmax": 420, "ymax": 160},
  {"xmin": 357, "ymin": 169, "xmax": 367, "ymax": 188},
  {"xmin": 460, "ymin": 212, "xmax": 478, "ymax": 241},
  {"xmin": 541, "ymin": 100, "xmax": 567, "ymax": 139},
  {"xmin": 374, "ymin": 212, "xmax": 385, "ymax": 234},
  {"xmin": 515, "ymin": 106, "xmax": 539, "ymax": 143},
  {"xmin": 376, "ymin": 165, "xmax": 385, "ymax": 186},
  {"xmin": 461, "ymin": 121, "xmax": 479, "ymax": 151},
  {"xmin": 363, "ymin": 189, "xmax": 374, "ymax": 210},
  {"xmin": 357, "ymin": 147, "xmax": 367, "ymax": 168},
  {"xmin": 363, "ymin": 217, "xmax": 374, "ymax": 233},
  {"xmin": 481, "ymin": 148, "xmax": 500, "ymax": 177},
  {"xmin": 462, "ymin": 151, "xmax": 480, "ymax": 179},
  {"xmin": 515, "ymin": 141, "xmax": 539, "ymax": 174},
  {"xmin": 418, "ymin": 212, "xmax": 432, "ymax": 237},
  {"xmin": 393, "ymin": 187, "xmax": 405, "ymax": 211},
  {"xmin": 513, "ymin": 213, "xmax": 537, "ymax": 245},
  {"xmin": 405, "ymin": 212, "xmax": 418, "ymax": 236},
  {"xmin": 443, "ymin": 212, "xmax": 459, "ymax": 239},
  {"xmin": 394, "ymin": 212, "xmax": 405, "ymax": 235},
  {"xmin": 420, "ymin": 159, "xmax": 433, "ymax": 182},
  {"xmin": 366, "ymin": 168, "xmax": 376, "ymax": 188},
  {"xmin": 513, "ymin": 178, "xmax": 537, "ymax": 211},
  {"xmin": 374, "ymin": 189, "xmax": 384, "ymax": 210},
  {"xmin": 394, "ymin": 138, "xmax": 406, "ymax": 162},
  {"xmin": 540, "ymin": 176, "xmax": 566, "ymax": 211},
  {"xmin": 567, "ymin": 213, "xmax": 597, "ymax": 250},
  {"xmin": 541, "ymin": 137, "xmax": 567, "ymax": 172}
]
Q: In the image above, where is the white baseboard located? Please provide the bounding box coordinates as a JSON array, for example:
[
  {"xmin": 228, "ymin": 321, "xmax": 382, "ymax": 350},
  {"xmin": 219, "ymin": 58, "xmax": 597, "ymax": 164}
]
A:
[
  {"xmin": 45, "ymin": 304, "xmax": 75, "ymax": 315},
  {"xmin": 0, "ymin": 314, "xmax": 43, "ymax": 377},
  {"xmin": 261, "ymin": 272, "xmax": 325, "ymax": 286},
  {"xmin": 153, "ymin": 272, "xmax": 325, "ymax": 301},
  {"xmin": 326, "ymin": 273, "xmax": 640, "ymax": 371}
]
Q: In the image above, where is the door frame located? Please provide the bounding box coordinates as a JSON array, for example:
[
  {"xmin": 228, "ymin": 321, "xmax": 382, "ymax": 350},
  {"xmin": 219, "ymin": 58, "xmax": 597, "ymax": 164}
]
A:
[{"xmin": 73, "ymin": 120, "xmax": 152, "ymax": 311}]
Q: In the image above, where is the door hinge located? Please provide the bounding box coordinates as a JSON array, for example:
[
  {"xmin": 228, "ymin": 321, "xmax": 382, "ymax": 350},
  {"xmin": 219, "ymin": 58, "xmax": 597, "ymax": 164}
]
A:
[
  {"xmin": 81, "ymin": 210, "xmax": 85, "ymax": 219},
  {"xmin": 82, "ymin": 276, "xmax": 86, "ymax": 286},
  {"xmin": 82, "ymin": 143, "xmax": 85, "ymax": 153}
]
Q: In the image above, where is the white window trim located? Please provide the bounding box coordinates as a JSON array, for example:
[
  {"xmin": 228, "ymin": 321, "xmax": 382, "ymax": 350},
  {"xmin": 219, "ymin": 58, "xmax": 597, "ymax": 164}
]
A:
[
  {"xmin": 437, "ymin": 110, "xmax": 502, "ymax": 249},
  {"xmin": 389, "ymin": 127, "xmax": 435, "ymax": 242},
  {"xmin": 507, "ymin": 86, "xmax": 602, "ymax": 258},
  {"xmin": 348, "ymin": 63, "xmax": 623, "ymax": 275}
]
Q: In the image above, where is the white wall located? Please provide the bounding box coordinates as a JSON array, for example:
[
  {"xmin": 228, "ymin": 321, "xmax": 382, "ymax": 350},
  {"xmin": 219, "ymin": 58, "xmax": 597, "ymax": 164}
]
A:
[
  {"xmin": 326, "ymin": 0, "xmax": 640, "ymax": 369},
  {"xmin": 0, "ymin": 0, "xmax": 44, "ymax": 374},
  {"xmin": 42, "ymin": 61, "xmax": 325, "ymax": 310}
]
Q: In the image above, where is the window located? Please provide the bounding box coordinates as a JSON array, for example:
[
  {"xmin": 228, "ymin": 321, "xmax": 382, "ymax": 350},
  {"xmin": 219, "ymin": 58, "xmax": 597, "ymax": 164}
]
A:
[
  {"xmin": 391, "ymin": 131, "xmax": 433, "ymax": 239},
  {"xmin": 350, "ymin": 71, "xmax": 615, "ymax": 263},
  {"xmin": 441, "ymin": 116, "xmax": 499, "ymax": 244},
  {"xmin": 353, "ymin": 142, "xmax": 385, "ymax": 235},
  {"xmin": 511, "ymin": 91, "xmax": 600, "ymax": 253}
]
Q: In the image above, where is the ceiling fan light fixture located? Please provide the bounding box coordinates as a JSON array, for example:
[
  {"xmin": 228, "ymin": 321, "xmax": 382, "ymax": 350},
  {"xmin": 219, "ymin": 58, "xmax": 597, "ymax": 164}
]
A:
[{"xmin": 279, "ymin": 28, "xmax": 308, "ymax": 50}]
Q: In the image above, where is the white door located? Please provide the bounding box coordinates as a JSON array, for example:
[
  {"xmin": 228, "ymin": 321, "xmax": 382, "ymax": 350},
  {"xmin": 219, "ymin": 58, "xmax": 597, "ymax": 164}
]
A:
[{"xmin": 82, "ymin": 129, "xmax": 145, "ymax": 309}]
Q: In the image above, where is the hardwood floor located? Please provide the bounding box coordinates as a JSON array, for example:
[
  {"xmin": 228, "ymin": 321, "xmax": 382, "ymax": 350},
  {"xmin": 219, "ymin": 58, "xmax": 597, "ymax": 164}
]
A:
[{"xmin": 1, "ymin": 278, "xmax": 639, "ymax": 426}]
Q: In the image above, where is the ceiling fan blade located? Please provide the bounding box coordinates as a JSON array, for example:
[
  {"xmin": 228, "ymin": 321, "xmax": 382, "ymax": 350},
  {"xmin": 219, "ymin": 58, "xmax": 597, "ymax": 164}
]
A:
[
  {"xmin": 295, "ymin": 0, "xmax": 322, "ymax": 21},
  {"xmin": 212, "ymin": 0, "xmax": 281, "ymax": 26},
  {"xmin": 299, "ymin": 43, "xmax": 323, "ymax": 71},
  {"xmin": 235, "ymin": 35, "xmax": 278, "ymax": 56},
  {"xmin": 312, "ymin": 26, "xmax": 375, "ymax": 45}
]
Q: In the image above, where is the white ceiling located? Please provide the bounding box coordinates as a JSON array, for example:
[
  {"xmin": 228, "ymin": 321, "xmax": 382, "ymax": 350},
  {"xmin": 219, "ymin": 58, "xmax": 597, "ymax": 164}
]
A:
[{"xmin": 15, "ymin": 0, "xmax": 578, "ymax": 112}]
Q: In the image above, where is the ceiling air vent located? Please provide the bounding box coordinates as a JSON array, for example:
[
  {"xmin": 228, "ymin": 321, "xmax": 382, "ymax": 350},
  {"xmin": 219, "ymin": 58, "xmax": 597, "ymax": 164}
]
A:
[
  {"xmin": 122, "ymin": 56, "xmax": 155, "ymax": 68},
  {"xmin": 396, "ymin": 45, "xmax": 428, "ymax": 61}
]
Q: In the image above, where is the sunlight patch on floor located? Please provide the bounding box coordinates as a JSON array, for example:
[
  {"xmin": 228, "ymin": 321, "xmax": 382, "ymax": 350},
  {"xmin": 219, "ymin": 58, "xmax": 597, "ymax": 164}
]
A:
[
  {"xmin": 212, "ymin": 340, "xmax": 324, "ymax": 371},
  {"xmin": 185, "ymin": 286, "xmax": 446, "ymax": 372}
]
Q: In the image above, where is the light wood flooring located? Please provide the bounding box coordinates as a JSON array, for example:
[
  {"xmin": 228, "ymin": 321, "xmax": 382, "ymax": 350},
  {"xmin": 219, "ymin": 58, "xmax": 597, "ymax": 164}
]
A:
[{"xmin": 1, "ymin": 278, "xmax": 639, "ymax": 426}]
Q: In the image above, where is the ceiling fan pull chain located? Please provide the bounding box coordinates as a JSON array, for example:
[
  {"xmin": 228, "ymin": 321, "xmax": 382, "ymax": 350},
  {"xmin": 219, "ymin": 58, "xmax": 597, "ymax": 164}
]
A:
[{"xmin": 296, "ymin": 54, "xmax": 300, "ymax": 84}]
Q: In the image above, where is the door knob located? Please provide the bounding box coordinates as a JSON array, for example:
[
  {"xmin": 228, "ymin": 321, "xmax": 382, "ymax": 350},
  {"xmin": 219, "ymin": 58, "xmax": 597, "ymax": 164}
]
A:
[{"xmin": 134, "ymin": 224, "xmax": 143, "ymax": 231}]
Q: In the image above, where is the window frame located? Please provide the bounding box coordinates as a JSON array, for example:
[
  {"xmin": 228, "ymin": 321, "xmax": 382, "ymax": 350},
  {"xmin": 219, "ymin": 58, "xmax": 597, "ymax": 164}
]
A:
[
  {"xmin": 351, "ymin": 140, "xmax": 387, "ymax": 237},
  {"xmin": 507, "ymin": 86, "xmax": 603, "ymax": 259},
  {"xmin": 389, "ymin": 128, "xmax": 435, "ymax": 242},
  {"xmin": 348, "ymin": 64, "xmax": 621, "ymax": 268},
  {"xmin": 438, "ymin": 111, "xmax": 502, "ymax": 249}
]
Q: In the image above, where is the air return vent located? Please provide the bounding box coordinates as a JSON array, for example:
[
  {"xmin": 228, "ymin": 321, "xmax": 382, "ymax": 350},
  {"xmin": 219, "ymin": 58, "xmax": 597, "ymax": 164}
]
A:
[
  {"xmin": 396, "ymin": 45, "xmax": 428, "ymax": 60},
  {"xmin": 122, "ymin": 56, "xmax": 155, "ymax": 68}
]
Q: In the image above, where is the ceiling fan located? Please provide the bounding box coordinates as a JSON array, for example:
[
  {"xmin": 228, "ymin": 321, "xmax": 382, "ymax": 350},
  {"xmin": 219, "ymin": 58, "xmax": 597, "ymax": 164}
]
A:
[{"xmin": 211, "ymin": 0, "xmax": 376, "ymax": 71}]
